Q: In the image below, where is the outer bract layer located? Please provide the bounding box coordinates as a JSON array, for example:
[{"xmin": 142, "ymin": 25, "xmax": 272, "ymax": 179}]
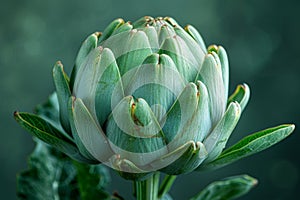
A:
[{"xmin": 21, "ymin": 16, "xmax": 252, "ymax": 177}]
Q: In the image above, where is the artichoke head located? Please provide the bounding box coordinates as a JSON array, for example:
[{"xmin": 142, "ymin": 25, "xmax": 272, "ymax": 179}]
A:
[{"xmin": 16, "ymin": 16, "xmax": 251, "ymax": 178}]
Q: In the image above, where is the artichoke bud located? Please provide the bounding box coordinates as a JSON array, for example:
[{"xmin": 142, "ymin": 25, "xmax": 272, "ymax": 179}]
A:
[{"xmin": 21, "ymin": 16, "xmax": 252, "ymax": 176}]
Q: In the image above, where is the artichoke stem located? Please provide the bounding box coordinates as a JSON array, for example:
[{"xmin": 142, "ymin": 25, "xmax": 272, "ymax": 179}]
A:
[
  {"xmin": 134, "ymin": 172, "xmax": 160, "ymax": 200},
  {"xmin": 158, "ymin": 175, "xmax": 177, "ymax": 199}
]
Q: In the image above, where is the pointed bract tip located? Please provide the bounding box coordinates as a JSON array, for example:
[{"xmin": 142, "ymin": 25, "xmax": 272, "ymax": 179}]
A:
[
  {"xmin": 53, "ymin": 61, "xmax": 64, "ymax": 74},
  {"xmin": 13, "ymin": 111, "xmax": 19, "ymax": 118},
  {"xmin": 116, "ymin": 18, "xmax": 125, "ymax": 23},
  {"xmin": 56, "ymin": 60, "xmax": 62, "ymax": 65},
  {"xmin": 164, "ymin": 16, "xmax": 178, "ymax": 26},
  {"xmin": 144, "ymin": 16, "xmax": 153, "ymax": 20},
  {"xmin": 288, "ymin": 124, "xmax": 296, "ymax": 131},
  {"xmin": 94, "ymin": 32, "xmax": 102, "ymax": 38},
  {"xmin": 241, "ymin": 83, "xmax": 250, "ymax": 90},
  {"xmin": 208, "ymin": 45, "xmax": 219, "ymax": 52}
]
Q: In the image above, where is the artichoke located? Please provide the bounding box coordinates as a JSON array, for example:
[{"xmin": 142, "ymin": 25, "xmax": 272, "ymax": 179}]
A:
[{"xmin": 15, "ymin": 16, "xmax": 251, "ymax": 176}]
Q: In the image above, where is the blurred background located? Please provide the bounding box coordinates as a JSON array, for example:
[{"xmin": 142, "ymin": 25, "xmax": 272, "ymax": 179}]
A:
[{"xmin": 1, "ymin": 0, "xmax": 299, "ymax": 199}]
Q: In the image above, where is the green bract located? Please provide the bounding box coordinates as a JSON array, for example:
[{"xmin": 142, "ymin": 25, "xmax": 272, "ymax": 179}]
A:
[{"xmin": 14, "ymin": 16, "xmax": 294, "ymax": 178}]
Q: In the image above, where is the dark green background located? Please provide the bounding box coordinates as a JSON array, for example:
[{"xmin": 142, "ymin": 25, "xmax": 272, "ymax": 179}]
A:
[{"xmin": 1, "ymin": 0, "xmax": 299, "ymax": 199}]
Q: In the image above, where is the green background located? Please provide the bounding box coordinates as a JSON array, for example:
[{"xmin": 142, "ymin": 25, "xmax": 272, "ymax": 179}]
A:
[{"xmin": 1, "ymin": 0, "xmax": 299, "ymax": 199}]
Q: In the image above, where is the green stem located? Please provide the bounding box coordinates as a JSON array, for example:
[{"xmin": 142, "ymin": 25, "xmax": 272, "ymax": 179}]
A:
[
  {"xmin": 158, "ymin": 175, "xmax": 177, "ymax": 199},
  {"xmin": 134, "ymin": 172, "xmax": 160, "ymax": 200}
]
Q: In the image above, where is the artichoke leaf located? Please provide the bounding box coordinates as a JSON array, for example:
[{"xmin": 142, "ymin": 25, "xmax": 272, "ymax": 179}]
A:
[
  {"xmin": 149, "ymin": 141, "xmax": 207, "ymax": 174},
  {"xmin": 73, "ymin": 47, "xmax": 124, "ymax": 123},
  {"xmin": 53, "ymin": 61, "xmax": 72, "ymax": 134},
  {"xmin": 98, "ymin": 18, "xmax": 124, "ymax": 44},
  {"xmin": 161, "ymin": 142, "xmax": 207, "ymax": 175},
  {"xmin": 174, "ymin": 26, "xmax": 206, "ymax": 69},
  {"xmin": 72, "ymin": 46, "xmax": 102, "ymax": 111},
  {"xmin": 106, "ymin": 96, "xmax": 168, "ymax": 167},
  {"xmin": 124, "ymin": 53, "xmax": 184, "ymax": 122},
  {"xmin": 108, "ymin": 155, "xmax": 150, "ymax": 180},
  {"xmin": 111, "ymin": 22, "xmax": 133, "ymax": 36},
  {"xmin": 161, "ymin": 193, "xmax": 173, "ymax": 200},
  {"xmin": 208, "ymin": 45, "xmax": 229, "ymax": 96},
  {"xmin": 196, "ymin": 53, "xmax": 226, "ymax": 126},
  {"xmin": 162, "ymin": 83, "xmax": 198, "ymax": 146},
  {"xmin": 101, "ymin": 29, "xmax": 152, "ymax": 76},
  {"xmin": 158, "ymin": 25, "xmax": 176, "ymax": 46},
  {"xmin": 184, "ymin": 25, "xmax": 207, "ymax": 54},
  {"xmin": 94, "ymin": 48, "xmax": 124, "ymax": 126},
  {"xmin": 159, "ymin": 36, "xmax": 199, "ymax": 82},
  {"xmin": 143, "ymin": 26, "xmax": 159, "ymax": 51},
  {"xmin": 33, "ymin": 93, "xmax": 95, "ymax": 163},
  {"xmin": 227, "ymin": 83, "xmax": 250, "ymax": 111},
  {"xmin": 199, "ymin": 124, "xmax": 295, "ymax": 171},
  {"xmin": 179, "ymin": 81, "xmax": 211, "ymax": 142},
  {"xmin": 132, "ymin": 16, "xmax": 154, "ymax": 29},
  {"xmin": 70, "ymin": 97, "xmax": 114, "ymax": 162},
  {"xmin": 17, "ymin": 141, "xmax": 110, "ymax": 199},
  {"xmin": 164, "ymin": 17, "xmax": 179, "ymax": 27},
  {"xmin": 190, "ymin": 175, "xmax": 257, "ymax": 200},
  {"xmin": 68, "ymin": 98, "xmax": 97, "ymax": 161},
  {"xmin": 203, "ymin": 102, "xmax": 241, "ymax": 163},
  {"xmin": 34, "ymin": 93, "xmax": 61, "ymax": 131},
  {"xmin": 163, "ymin": 82, "xmax": 210, "ymax": 150},
  {"xmin": 73, "ymin": 161, "xmax": 111, "ymax": 200},
  {"xmin": 70, "ymin": 32, "xmax": 101, "ymax": 88},
  {"xmin": 13, "ymin": 112, "xmax": 85, "ymax": 161}
]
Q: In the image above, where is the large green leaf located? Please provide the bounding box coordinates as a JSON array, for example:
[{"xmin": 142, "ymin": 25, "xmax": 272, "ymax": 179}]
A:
[
  {"xmin": 199, "ymin": 124, "xmax": 295, "ymax": 171},
  {"xmin": 17, "ymin": 141, "xmax": 111, "ymax": 200},
  {"xmin": 17, "ymin": 141, "xmax": 77, "ymax": 200},
  {"xmin": 14, "ymin": 111, "xmax": 95, "ymax": 163},
  {"xmin": 34, "ymin": 93, "xmax": 61, "ymax": 129},
  {"xmin": 34, "ymin": 93, "xmax": 98, "ymax": 163},
  {"xmin": 73, "ymin": 161, "xmax": 111, "ymax": 200},
  {"xmin": 14, "ymin": 111, "xmax": 77, "ymax": 156},
  {"xmin": 190, "ymin": 175, "xmax": 257, "ymax": 200}
]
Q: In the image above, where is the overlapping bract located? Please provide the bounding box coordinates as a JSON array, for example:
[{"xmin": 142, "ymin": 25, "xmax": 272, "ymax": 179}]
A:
[{"xmin": 17, "ymin": 16, "xmax": 252, "ymax": 176}]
